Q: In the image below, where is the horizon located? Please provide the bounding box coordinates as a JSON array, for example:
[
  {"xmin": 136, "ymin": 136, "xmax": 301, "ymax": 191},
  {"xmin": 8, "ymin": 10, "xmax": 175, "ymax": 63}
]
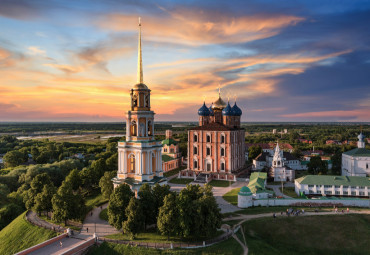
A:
[{"xmin": 1, "ymin": 0, "xmax": 370, "ymax": 122}]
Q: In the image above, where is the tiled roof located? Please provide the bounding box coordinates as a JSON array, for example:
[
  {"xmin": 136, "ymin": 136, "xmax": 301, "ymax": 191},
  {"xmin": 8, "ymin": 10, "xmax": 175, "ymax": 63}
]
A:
[
  {"xmin": 248, "ymin": 172, "xmax": 268, "ymax": 193},
  {"xmin": 295, "ymin": 175, "xmax": 370, "ymax": 187},
  {"xmin": 343, "ymin": 148, "xmax": 370, "ymax": 157},
  {"xmin": 190, "ymin": 122, "xmax": 242, "ymax": 131},
  {"xmin": 162, "ymin": 154, "xmax": 175, "ymax": 162}
]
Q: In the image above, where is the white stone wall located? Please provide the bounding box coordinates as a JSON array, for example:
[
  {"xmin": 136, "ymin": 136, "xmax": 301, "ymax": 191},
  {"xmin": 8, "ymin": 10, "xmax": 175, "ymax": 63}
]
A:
[
  {"xmin": 252, "ymin": 198, "xmax": 370, "ymax": 208},
  {"xmin": 342, "ymin": 154, "xmax": 370, "ymax": 177},
  {"xmin": 295, "ymin": 181, "xmax": 370, "ymax": 197}
]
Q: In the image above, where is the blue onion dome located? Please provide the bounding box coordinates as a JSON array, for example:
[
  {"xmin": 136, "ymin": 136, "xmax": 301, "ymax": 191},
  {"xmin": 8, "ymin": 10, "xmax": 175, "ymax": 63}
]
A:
[
  {"xmin": 198, "ymin": 102, "xmax": 210, "ymax": 116},
  {"xmin": 232, "ymin": 102, "xmax": 242, "ymax": 116},
  {"xmin": 222, "ymin": 102, "xmax": 233, "ymax": 116},
  {"xmin": 209, "ymin": 104, "xmax": 214, "ymax": 116}
]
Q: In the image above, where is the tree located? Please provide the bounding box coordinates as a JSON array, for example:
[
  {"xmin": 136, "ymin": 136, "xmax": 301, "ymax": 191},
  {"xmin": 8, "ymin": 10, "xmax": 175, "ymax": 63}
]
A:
[
  {"xmin": 138, "ymin": 184, "xmax": 155, "ymax": 229},
  {"xmin": 248, "ymin": 146, "xmax": 262, "ymax": 162},
  {"xmin": 157, "ymin": 193, "xmax": 179, "ymax": 240},
  {"xmin": 152, "ymin": 184, "xmax": 171, "ymax": 219},
  {"xmin": 122, "ymin": 197, "xmax": 144, "ymax": 239},
  {"xmin": 65, "ymin": 169, "xmax": 81, "ymax": 190},
  {"xmin": 24, "ymin": 173, "xmax": 53, "ymax": 210},
  {"xmin": 307, "ymin": 156, "xmax": 328, "ymax": 175},
  {"xmin": 108, "ymin": 184, "xmax": 134, "ymax": 230},
  {"xmin": 331, "ymin": 150, "xmax": 342, "ymax": 175},
  {"xmin": 3, "ymin": 150, "xmax": 25, "ymax": 167},
  {"xmin": 34, "ymin": 184, "xmax": 56, "ymax": 217},
  {"xmin": 52, "ymin": 181, "xmax": 86, "ymax": 224},
  {"xmin": 106, "ymin": 153, "xmax": 118, "ymax": 171},
  {"xmin": 292, "ymin": 148, "xmax": 303, "ymax": 160},
  {"xmin": 99, "ymin": 171, "xmax": 116, "ymax": 199}
]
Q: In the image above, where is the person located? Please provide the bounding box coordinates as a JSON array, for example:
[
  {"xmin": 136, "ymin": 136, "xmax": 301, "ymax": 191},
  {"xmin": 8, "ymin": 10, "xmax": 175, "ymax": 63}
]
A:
[
  {"xmin": 342, "ymin": 209, "xmax": 344, "ymax": 213},
  {"xmin": 281, "ymin": 211, "xmax": 283, "ymax": 216},
  {"xmin": 347, "ymin": 208, "xmax": 349, "ymax": 213},
  {"xmin": 91, "ymin": 212, "xmax": 93, "ymax": 216},
  {"xmin": 273, "ymin": 213, "xmax": 276, "ymax": 218},
  {"xmin": 60, "ymin": 241, "xmax": 63, "ymax": 248},
  {"xmin": 87, "ymin": 227, "xmax": 89, "ymax": 233},
  {"xmin": 100, "ymin": 206, "xmax": 102, "ymax": 210},
  {"xmin": 302, "ymin": 209, "xmax": 305, "ymax": 214}
]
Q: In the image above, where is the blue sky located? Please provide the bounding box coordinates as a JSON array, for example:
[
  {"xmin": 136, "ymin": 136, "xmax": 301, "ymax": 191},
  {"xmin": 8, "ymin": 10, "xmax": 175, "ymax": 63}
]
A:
[{"xmin": 0, "ymin": 0, "xmax": 369, "ymax": 122}]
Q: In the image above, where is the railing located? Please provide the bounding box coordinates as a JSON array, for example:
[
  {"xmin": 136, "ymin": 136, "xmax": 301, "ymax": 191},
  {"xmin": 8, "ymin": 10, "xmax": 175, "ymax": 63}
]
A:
[{"xmin": 25, "ymin": 211, "xmax": 66, "ymax": 233}]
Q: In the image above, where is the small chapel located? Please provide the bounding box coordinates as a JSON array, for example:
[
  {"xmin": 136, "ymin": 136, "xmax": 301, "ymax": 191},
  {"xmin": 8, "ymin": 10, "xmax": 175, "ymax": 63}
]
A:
[{"xmin": 112, "ymin": 19, "xmax": 166, "ymax": 195}]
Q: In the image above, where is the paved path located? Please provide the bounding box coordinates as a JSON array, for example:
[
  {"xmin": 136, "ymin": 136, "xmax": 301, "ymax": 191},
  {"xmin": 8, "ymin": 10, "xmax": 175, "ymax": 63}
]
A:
[
  {"xmin": 27, "ymin": 211, "xmax": 65, "ymax": 232},
  {"xmin": 266, "ymin": 183, "xmax": 294, "ymax": 198},
  {"xmin": 27, "ymin": 235, "xmax": 91, "ymax": 255},
  {"xmin": 80, "ymin": 203, "xmax": 119, "ymax": 237}
]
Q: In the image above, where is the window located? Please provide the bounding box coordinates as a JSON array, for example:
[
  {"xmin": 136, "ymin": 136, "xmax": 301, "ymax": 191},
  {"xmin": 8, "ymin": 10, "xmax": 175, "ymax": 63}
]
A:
[
  {"xmin": 194, "ymin": 134, "xmax": 198, "ymax": 142},
  {"xmin": 221, "ymin": 162, "xmax": 225, "ymax": 171},
  {"xmin": 206, "ymin": 134, "xmax": 211, "ymax": 143},
  {"xmin": 367, "ymin": 163, "xmax": 369, "ymax": 169},
  {"xmin": 193, "ymin": 160, "xmax": 198, "ymax": 169},
  {"xmin": 359, "ymin": 186, "xmax": 364, "ymax": 189},
  {"xmin": 221, "ymin": 148, "xmax": 225, "ymax": 157},
  {"xmin": 324, "ymin": 185, "xmax": 332, "ymax": 188},
  {"xmin": 309, "ymin": 190, "xmax": 314, "ymax": 194},
  {"xmin": 351, "ymin": 191, "xmax": 356, "ymax": 196},
  {"xmin": 170, "ymin": 148, "xmax": 174, "ymax": 153},
  {"xmin": 308, "ymin": 185, "xmax": 314, "ymax": 188},
  {"xmin": 343, "ymin": 186, "xmax": 348, "ymax": 189},
  {"xmin": 129, "ymin": 155, "xmax": 135, "ymax": 173},
  {"xmin": 194, "ymin": 146, "xmax": 198, "ymax": 155},
  {"xmin": 207, "ymin": 163, "xmax": 211, "ymax": 171},
  {"xmin": 335, "ymin": 191, "xmax": 340, "ymax": 195},
  {"xmin": 359, "ymin": 191, "xmax": 365, "ymax": 196},
  {"xmin": 343, "ymin": 191, "xmax": 348, "ymax": 195},
  {"xmin": 335, "ymin": 185, "xmax": 340, "ymax": 188},
  {"xmin": 325, "ymin": 191, "xmax": 332, "ymax": 195},
  {"xmin": 207, "ymin": 147, "xmax": 211, "ymax": 156},
  {"xmin": 221, "ymin": 135, "xmax": 225, "ymax": 144}
]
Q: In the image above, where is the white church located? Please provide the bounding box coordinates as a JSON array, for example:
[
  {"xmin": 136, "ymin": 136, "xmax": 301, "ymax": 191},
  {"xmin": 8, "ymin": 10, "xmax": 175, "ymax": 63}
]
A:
[
  {"xmin": 269, "ymin": 143, "xmax": 295, "ymax": 182},
  {"xmin": 342, "ymin": 133, "xmax": 370, "ymax": 177}
]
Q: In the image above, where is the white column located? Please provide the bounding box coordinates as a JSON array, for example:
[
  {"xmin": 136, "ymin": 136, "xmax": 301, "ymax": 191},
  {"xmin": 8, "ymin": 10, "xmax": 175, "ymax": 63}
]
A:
[
  {"xmin": 149, "ymin": 151, "xmax": 152, "ymax": 174},
  {"xmin": 123, "ymin": 151, "xmax": 127, "ymax": 174},
  {"xmin": 140, "ymin": 151, "xmax": 143, "ymax": 175}
]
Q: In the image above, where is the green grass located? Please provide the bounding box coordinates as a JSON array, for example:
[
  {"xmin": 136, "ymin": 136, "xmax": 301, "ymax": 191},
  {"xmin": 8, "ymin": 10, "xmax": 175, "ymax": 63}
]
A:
[
  {"xmin": 168, "ymin": 178, "xmax": 193, "ymax": 185},
  {"xmin": 99, "ymin": 208, "xmax": 108, "ymax": 221},
  {"xmin": 208, "ymin": 180, "xmax": 235, "ymax": 187},
  {"xmin": 222, "ymin": 187, "xmax": 241, "ymax": 205},
  {"xmin": 280, "ymin": 187, "xmax": 299, "ymax": 198},
  {"xmin": 85, "ymin": 193, "xmax": 109, "ymax": 212},
  {"xmin": 164, "ymin": 166, "xmax": 187, "ymax": 178},
  {"xmin": 0, "ymin": 212, "xmax": 57, "ymax": 255},
  {"xmin": 104, "ymin": 229, "xmax": 223, "ymax": 243},
  {"xmin": 88, "ymin": 234, "xmax": 243, "ymax": 255},
  {"xmin": 243, "ymin": 214, "xmax": 370, "ymax": 255}
]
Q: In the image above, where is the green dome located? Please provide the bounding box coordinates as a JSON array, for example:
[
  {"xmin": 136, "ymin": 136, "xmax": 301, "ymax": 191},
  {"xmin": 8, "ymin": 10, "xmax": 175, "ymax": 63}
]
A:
[{"xmin": 238, "ymin": 186, "xmax": 252, "ymax": 196}]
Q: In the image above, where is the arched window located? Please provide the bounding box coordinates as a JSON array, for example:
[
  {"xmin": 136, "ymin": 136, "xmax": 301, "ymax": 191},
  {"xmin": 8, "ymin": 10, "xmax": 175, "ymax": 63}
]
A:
[
  {"xmin": 131, "ymin": 121, "xmax": 137, "ymax": 136},
  {"xmin": 129, "ymin": 154, "xmax": 135, "ymax": 173},
  {"xmin": 221, "ymin": 162, "xmax": 225, "ymax": 171},
  {"xmin": 194, "ymin": 134, "xmax": 198, "ymax": 142},
  {"xmin": 207, "ymin": 147, "xmax": 211, "ymax": 156},
  {"xmin": 221, "ymin": 148, "xmax": 225, "ymax": 157},
  {"xmin": 194, "ymin": 146, "xmax": 198, "ymax": 155},
  {"xmin": 148, "ymin": 120, "xmax": 153, "ymax": 136},
  {"xmin": 206, "ymin": 134, "xmax": 211, "ymax": 143},
  {"xmin": 194, "ymin": 160, "xmax": 198, "ymax": 169},
  {"xmin": 221, "ymin": 134, "xmax": 225, "ymax": 144}
]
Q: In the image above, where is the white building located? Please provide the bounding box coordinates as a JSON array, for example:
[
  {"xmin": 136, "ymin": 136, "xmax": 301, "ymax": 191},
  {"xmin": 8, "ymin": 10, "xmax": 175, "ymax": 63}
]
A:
[
  {"xmin": 269, "ymin": 143, "xmax": 295, "ymax": 182},
  {"xmin": 342, "ymin": 133, "xmax": 370, "ymax": 177},
  {"xmin": 295, "ymin": 175, "xmax": 370, "ymax": 198}
]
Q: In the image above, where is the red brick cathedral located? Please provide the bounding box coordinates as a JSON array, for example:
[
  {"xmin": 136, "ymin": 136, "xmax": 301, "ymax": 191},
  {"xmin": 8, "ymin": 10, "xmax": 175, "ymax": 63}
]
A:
[{"xmin": 181, "ymin": 91, "xmax": 245, "ymax": 181}]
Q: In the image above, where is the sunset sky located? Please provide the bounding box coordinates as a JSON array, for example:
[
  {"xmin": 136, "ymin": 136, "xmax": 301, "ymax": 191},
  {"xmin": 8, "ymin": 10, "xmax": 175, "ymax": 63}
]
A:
[{"xmin": 0, "ymin": 0, "xmax": 369, "ymax": 122}]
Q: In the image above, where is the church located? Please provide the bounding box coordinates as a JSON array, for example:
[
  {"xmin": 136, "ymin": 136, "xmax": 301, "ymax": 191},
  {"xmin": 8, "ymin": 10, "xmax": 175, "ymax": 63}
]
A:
[
  {"xmin": 180, "ymin": 91, "xmax": 245, "ymax": 181},
  {"xmin": 342, "ymin": 133, "xmax": 370, "ymax": 177},
  {"xmin": 112, "ymin": 19, "xmax": 166, "ymax": 195}
]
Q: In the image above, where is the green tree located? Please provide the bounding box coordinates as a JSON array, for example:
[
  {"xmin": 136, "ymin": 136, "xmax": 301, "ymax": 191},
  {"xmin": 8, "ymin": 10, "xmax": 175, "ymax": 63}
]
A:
[
  {"xmin": 152, "ymin": 184, "xmax": 171, "ymax": 219},
  {"xmin": 99, "ymin": 171, "xmax": 116, "ymax": 199},
  {"xmin": 138, "ymin": 184, "xmax": 155, "ymax": 229},
  {"xmin": 34, "ymin": 184, "xmax": 56, "ymax": 216},
  {"xmin": 52, "ymin": 181, "xmax": 86, "ymax": 224},
  {"xmin": 3, "ymin": 150, "xmax": 25, "ymax": 167},
  {"xmin": 122, "ymin": 197, "xmax": 144, "ymax": 239},
  {"xmin": 65, "ymin": 169, "xmax": 81, "ymax": 190},
  {"xmin": 307, "ymin": 156, "xmax": 328, "ymax": 175},
  {"xmin": 106, "ymin": 153, "xmax": 118, "ymax": 171},
  {"xmin": 108, "ymin": 184, "xmax": 134, "ymax": 230},
  {"xmin": 331, "ymin": 150, "xmax": 342, "ymax": 175},
  {"xmin": 24, "ymin": 173, "xmax": 53, "ymax": 210},
  {"xmin": 248, "ymin": 146, "xmax": 262, "ymax": 162},
  {"xmin": 157, "ymin": 193, "xmax": 178, "ymax": 240}
]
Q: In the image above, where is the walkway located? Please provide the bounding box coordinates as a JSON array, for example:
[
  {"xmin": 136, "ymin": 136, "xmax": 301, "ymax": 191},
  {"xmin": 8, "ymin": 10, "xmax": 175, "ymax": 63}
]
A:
[
  {"xmin": 26, "ymin": 211, "xmax": 66, "ymax": 232},
  {"xmin": 80, "ymin": 203, "xmax": 119, "ymax": 237},
  {"xmin": 266, "ymin": 182, "xmax": 295, "ymax": 198}
]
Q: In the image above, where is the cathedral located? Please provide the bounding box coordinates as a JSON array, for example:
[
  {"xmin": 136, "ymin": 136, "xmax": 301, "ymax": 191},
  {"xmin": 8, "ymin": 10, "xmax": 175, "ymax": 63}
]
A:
[
  {"xmin": 112, "ymin": 19, "xmax": 166, "ymax": 195},
  {"xmin": 180, "ymin": 91, "xmax": 245, "ymax": 181}
]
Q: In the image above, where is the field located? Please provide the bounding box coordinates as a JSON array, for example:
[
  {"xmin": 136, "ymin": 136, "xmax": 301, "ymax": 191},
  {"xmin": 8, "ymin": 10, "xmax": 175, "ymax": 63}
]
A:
[
  {"xmin": 243, "ymin": 214, "xmax": 370, "ymax": 255},
  {"xmin": 0, "ymin": 212, "xmax": 57, "ymax": 255},
  {"xmin": 168, "ymin": 178, "xmax": 193, "ymax": 185},
  {"xmin": 208, "ymin": 180, "xmax": 235, "ymax": 187}
]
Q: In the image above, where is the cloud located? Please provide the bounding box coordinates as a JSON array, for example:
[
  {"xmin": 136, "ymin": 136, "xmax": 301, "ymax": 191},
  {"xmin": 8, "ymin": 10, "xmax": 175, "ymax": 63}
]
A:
[
  {"xmin": 96, "ymin": 9, "xmax": 304, "ymax": 45},
  {"xmin": 279, "ymin": 109, "xmax": 370, "ymax": 121},
  {"xmin": 27, "ymin": 46, "xmax": 46, "ymax": 56}
]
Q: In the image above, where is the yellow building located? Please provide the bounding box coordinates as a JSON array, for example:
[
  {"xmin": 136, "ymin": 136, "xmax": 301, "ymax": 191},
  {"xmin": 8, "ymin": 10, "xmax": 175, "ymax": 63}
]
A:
[{"xmin": 112, "ymin": 19, "xmax": 166, "ymax": 195}]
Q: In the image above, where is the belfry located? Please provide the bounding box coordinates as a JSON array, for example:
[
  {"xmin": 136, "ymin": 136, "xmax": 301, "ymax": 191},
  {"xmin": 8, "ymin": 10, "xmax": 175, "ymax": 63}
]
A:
[{"xmin": 112, "ymin": 18, "xmax": 166, "ymax": 195}]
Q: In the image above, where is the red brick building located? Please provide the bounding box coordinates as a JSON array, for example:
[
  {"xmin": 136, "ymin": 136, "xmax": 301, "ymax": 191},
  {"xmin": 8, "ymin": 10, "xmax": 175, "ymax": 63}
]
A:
[{"xmin": 181, "ymin": 92, "xmax": 245, "ymax": 181}]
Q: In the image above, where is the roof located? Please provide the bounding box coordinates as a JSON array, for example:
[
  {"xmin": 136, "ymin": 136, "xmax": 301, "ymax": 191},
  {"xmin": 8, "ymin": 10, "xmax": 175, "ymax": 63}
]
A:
[
  {"xmin": 255, "ymin": 152, "xmax": 269, "ymax": 162},
  {"xmin": 162, "ymin": 154, "xmax": 174, "ymax": 162},
  {"xmin": 295, "ymin": 175, "xmax": 370, "ymax": 187},
  {"xmin": 343, "ymin": 148, "xmax": 370, "ymax": 157},
  {"xmin": 238, "ymin": 186, "xmax": 252, "ymax": 196},
  {"xmin": 248, "ymin": 172, "xmax": 267, "ymax": 193},
  {"xmin": 162, "ymin": 138, "xmax": 178, "ymax": 145},
  {"xmin": 283, "ymin": 152, "xmax": 298, "ymax": 161},
  {"xmin": 190, "ymin": 122, "xmax": 243, "ymax": 131}
]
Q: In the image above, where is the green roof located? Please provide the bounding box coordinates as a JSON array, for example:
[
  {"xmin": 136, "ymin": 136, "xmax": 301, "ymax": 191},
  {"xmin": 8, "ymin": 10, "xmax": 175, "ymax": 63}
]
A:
[
  {"xmin": 295, "ymin": 175, "xmax": 370, "ymax": 187},
  {"xmin": 343, "ymin": 148, "xmax": 370, "ymax": 157},
  {"xmin": 238, "ymin": 186, "xmax": 252, "ymax": 196},
  {"xmin": 162, "ymin": 138, "xmax": 178, "ymax": 145},
  {"xmin": 162, "ymin": 154, "xmax": 174, "ymax": 162},
  {"xmin": 248, "ymin": 172, "xmax": 268, "ymax": 194}
]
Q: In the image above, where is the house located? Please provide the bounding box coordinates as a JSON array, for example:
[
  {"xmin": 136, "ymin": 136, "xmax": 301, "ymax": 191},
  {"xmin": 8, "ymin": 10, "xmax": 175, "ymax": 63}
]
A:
[
  {"xmin": 247, "ymin": 172, "xmax": 273, "ymax": 199},
  {"xmin": 342, "ymin": 133, "xmax": 370, "ymax": 177},
  {"xmin": 295, "ymin": 175, "xmax": 370, "ymax": 198},
  {"xmin": 161, "ymin": 130, "xmax": 182, "ymax": 172}
]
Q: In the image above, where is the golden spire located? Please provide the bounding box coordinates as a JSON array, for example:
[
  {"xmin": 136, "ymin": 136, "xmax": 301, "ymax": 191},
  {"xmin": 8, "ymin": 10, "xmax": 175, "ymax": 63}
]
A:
[
  {"xmin": 137, "ymin": 17, "xmax": 143, "ymax": 84},
  {"xmin": 218, "ymin": 83, "xmax": 221, "ymax": 98}
]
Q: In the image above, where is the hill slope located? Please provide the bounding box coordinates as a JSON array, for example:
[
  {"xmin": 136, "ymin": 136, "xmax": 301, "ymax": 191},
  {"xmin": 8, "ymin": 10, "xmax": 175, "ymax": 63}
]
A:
[{"xmin": 0, "ymin": 211, "xmax": 57, "ymax": 255}]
